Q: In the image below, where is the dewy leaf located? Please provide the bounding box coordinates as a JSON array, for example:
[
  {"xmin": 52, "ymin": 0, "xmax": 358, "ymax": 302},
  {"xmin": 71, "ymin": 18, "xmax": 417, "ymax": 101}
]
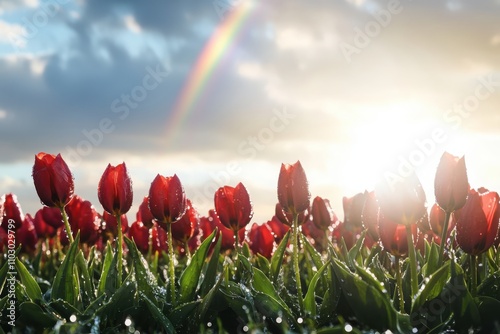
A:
[
  {"xmin": 124, "ymin": 237, "xmax": 159, "ymax": 305},
  {"xmin": 332, "ymin": 258, "xmax": 397, "ymax": 331},
  {"xmin": 477, "ymin": 269, "xmax": 500, "ymax": 300},
  {"xmin": 15, "ymin": 258, "xmax": 42, "ymax": 301},
  {"xmin": 97, "ymin": 242, "xmax": 115, "ymax": 297},
  {"xmin": 304, "ymin": 260, "xmax": 329, "ymax": 319},
  {"xmin": 411, "ymin": 262, "xmax": 450, "ymax": 313},
  {"xmin": 252, "ymin": 267, "xmax": 293, "ymax": 319},
  {"xmin": 141, "ymin": 292, "xmax": 176, "ymax": 334},
  {"xmin": 19, "ymin": 302, "xmax": 58, "ymax": 328},
  {"xmin": 200, "ymin": 230, "xmax": 221, "ymax": 297},
  {"xmin": 51, "ymin": 233, "xmax": 81, "ymax": 307},
  {"xmin": 301, "ymin": 233, "xmax": 324, "ymax": 270},
  {"xmin": 270, "ymin": 231, "xmax": 290, "ymax": 284},
  {"xmin": 179, "ymin": 229, "xmax": 216, "ymax": 304}
]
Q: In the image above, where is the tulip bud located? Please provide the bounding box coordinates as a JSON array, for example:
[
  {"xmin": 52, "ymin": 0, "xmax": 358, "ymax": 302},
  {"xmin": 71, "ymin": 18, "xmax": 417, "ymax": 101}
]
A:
[
  {"xmin": 137, "ymin": 196, "xmax": 155, "ymax": 228},
  {"xmin": 311, "ymin": 196, "xmax": 338, "ymax": 231},
  {"xmin": 434, "ymin": 152, "xmax": 469, "ymax": 213},
  {"xmin": 98, "ymin": 163, "xmax": 133, "ymax": 216},
  {"xmin": 128, "ymin": 221, "xmax": 150, "ymax": 254},
  {"xmin": 456, "ymin": 188, "xmax": 500, "ymax": 255},
  {"xmin": 378, "ymin": 212, "xmax": 417, "ymax": 257},
  {"xmin": 248, "ymin": 223, "xmax": 274, "ymax": 258},
  {"xmin": 1, "ymin": 193, "xmax": 24, "ymax": 230},
  {"xmin": 148, "ymin": 174, "xmax": 186, "ymax": 224},
  {"xmin": 214, "ymin": 183, "xmax": 253, "ymax": 231},
  {"xmin": 277, "ymin": 161, "xmax": 310, "ymax": 215},
  {"xmin": 171, "ymin": 199, "xmax": 198, "ymax": 242},
  {"xmin": 32, "ymin": 153, "xmax": 74, "ymax": 208}
]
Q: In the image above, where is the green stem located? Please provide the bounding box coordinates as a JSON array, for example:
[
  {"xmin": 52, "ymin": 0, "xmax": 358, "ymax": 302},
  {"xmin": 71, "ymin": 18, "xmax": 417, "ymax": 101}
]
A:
[
  {"xmin": 395, "ymin": 256, "xmax": 405, "ymax": 313},
  {"xmin": 167, "ymin": 222, "xmax": 176, "ymax": 306},
  {"xmin": 437, "ymin": 211, "xmax": 451, "ymax": 267},
  {"xmin": 234, "ymin": 229, "xmax": 240, "ymax": 270},
  {"xmin": 60, "ymin": 207, "xmax": 74, "ymax": 244},
  {"xmin": 116, "ymin": 214, "xmax": 123, "ymax": 286},
  {"xmin": 406, "ymin": 224, "xmax": 418, "ymax": 298},
  {"xmin": 184, "ymin": 241, "xmax": 191, "ymax": 262},
  {"xmin": 292, "ymin": 213, "xmax": 304, "ymax": 317},
  {"xmin": 470, "ymin": 254, "xmax": 477, "ymax": 296}
]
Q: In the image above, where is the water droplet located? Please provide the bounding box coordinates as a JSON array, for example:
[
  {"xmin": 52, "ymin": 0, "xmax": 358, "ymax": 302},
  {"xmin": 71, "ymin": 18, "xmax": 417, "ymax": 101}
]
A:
[
  {"xmin": 207, "ymin": 322, "xmax": 212, "ymax": 328},
  {"xmin": 412, "ymin": 328, "xmax": 419, "ymax": 333},
  {"xmin": 276, "ymin": 317, "xmax": 282, "ymax": 324},
  {"xmin": 124, "ymin": 317, "xmax": 132, "ymax": 327},
  {"xmin": 242, "ymin": 325, "xmax": 249, "ymax": 332},
  {"xmin": 344, "ymin": 324, "xmax": 353, "ymax": 332},
  {"xmin": 70, "ymin": 314, "xmax": 77, "ymax": 322},
  {"xmin": 297, "ymin": 317, "xmax": 303, "ymax": 324}
]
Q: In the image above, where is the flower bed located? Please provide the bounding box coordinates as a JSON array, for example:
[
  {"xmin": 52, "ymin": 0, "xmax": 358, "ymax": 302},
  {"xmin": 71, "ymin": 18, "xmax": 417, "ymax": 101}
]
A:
[{"xmin": 0, "ymin": 152, "xmax": 499, "ymax": 333}]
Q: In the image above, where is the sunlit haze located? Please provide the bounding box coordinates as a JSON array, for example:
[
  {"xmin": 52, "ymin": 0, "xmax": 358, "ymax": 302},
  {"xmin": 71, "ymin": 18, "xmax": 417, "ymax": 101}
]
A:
[{"xmin": 1, "ymin": 0, "xmax": 500, "ymax": 223}]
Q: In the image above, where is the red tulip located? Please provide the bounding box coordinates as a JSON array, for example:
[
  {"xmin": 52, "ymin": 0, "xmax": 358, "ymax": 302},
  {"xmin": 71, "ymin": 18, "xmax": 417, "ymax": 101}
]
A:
[
  {"xmin": 17, "ymin": 214, "xmax": 38, "ymax": 253},
  {"xmin": 151, "ymin": 222, "xmax": 168, "ymax": 254},
  {"xmin": 379, "ymin": 212, "xmax": 417, "ymax": 257},
  {"xmin": 311, "ymin": 196, "xmax": 338, "ymax": 231},
  {"xmin": 137, "ymin": 196, "xmax": 155, "ymax": 228},
  {"xmin": 362, "ymin": 191, "xmax": 380, "ymax": 241},
  {"xmin": 376, "ymin": 173, "xmax": 427, "ymax": 226},
  {"xmin": 434, "ymin": 152, "xmax": 469, "ymax": 213},
  {"xmin": 342, "ymin": 192, "xmax": 366, "ymax": 229},
  {"xmin": 248, "ymin": 223, "xmax": 274, "ymax": 258},
  {"xmin": 33, "ymin": 209, "xmax": 57, "ymax": 238},
  {"xmin": 266, "ymin": 216, "xmax": 290, "ymax": 244},
  {"xmin": 200, "ymin": 210, "xmax": 245, "ymax": 251},
  {"xmin": 416, "ymin": 229, "xmax": 441, "ymax": 254},
  {"xmin": 331, "ymin": 221, "xmax": 361, "ymax": 250},
  {"xmin": 0, "ymin": 228, "xmax": 7, "ymax": 250},
  {"xmin": 148, "ymin": 174, "xmax": 186, "ymax": 224},
  {"xmin": 277, "ymin": 161, "xmax": 310, "ymax": 215},
  {"xmin": 1, "ymin": 193, "xmax": 24, "ymax": 230},
  {"xmin": 98, "ymin": 163, "xmax": 133, "ymax": 216},
  {"xmin": 128, "ymin": 221, "xmax": 150, "ymax": 253},
  {"xmin": 275, "ymin": 202, "xmax": 309, "ymax": 227},
  {"xmin": 214, "ymin": 183, "xmax": 253, "ymax": 231},
  {"xmin": 66, "ymin": 196, "xmax": 101, "ymax": 244},
  {"xmin": 455, "ymin": 189, "xmax": 500, "ymax": 255},
  {"xmin": 171, "ymin": 199, "xmax": 198, "ymax": 243},
  {"xmin": 429, "ymin": 203, "xmax": 455, "ymax": 238},
  {"xmin": 32, "ymin": 152, "xmax": 74, "ymax": 208},
  {"xmin": 39, "ymin": 206, "xmax": 63, "ymax": 229},
  {"xmin": 102, "ymin": 211, "xmax": 129, "ymax": 238},
  {"xmin": 303, "ymin": 215, "xmax": 330, "ymax": 251}
]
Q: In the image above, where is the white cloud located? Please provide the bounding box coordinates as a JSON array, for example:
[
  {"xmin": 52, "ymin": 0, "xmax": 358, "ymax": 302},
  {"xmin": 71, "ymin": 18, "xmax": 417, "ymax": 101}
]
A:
[
  {"xmin": 0, "ymin": 109, "xmax": 7, "ymax": 119},
  {"xmin": 124, "ymin": 15, "xmax": 142, "ymax": 34},
  {"xmin": 0, "ymin": 20, "xmax": 27, "ymax": 47},
  {"xmin": 237, "ymin": 61, "xmax": 264, "ymax": 80}
]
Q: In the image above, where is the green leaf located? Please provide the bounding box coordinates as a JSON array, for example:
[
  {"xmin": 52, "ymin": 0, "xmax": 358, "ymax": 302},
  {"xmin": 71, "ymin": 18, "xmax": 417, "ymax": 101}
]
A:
[
  {"xmin": 256, "ymin": 254, "xmax": 271, "ymax": 277},
  {"xmin": 170, "ymin": 300, "xmax": 200, "ymax": 328},
  {"xmin": 198, "ymin": 274, "xmax": 223, "ymax": 320},
  {"xmin": 478, "ymin": 269, "xmax": 500, "ymax": 300},
  {"xmin": 96, "ymin": 276, "xmax": 137, "ymax": 321},
  {"xmin": 141, "ymin": 292, "xmax": 176, "ymax": 334},
  {"xmin": 332, "ymin": 258, "xmax": 397, "ymax": 331},
  {"xmin": 475, "ymin": 295, "xmax": 500, "ymax": 327},
  {"xmin": 124, "ymin": 237, "xmax": 160, "ymax": 305},
  {"xmin": 16, "ymin": 258, "xmax": 42, "ymax": 301},
  {"xmin": 423, "ymin": 241, "xmax": 439, "ymax": 277},
  {"xmin": 270, "ymin": 231, "xmax": 290, "ymax": 284},
  {"xmin": 178, "ymin": 230, "xmax": 216, "ymax": 304},
  {"xmin": 412, "ymin": 262, "xmax": 450, "ymax": 313},
  {"xmin": 48, "ymin": 298, "xmax": 81, "ymax": 320},
  {"xmin": 252, "ymin": 267, "xmax": 293, "ymax": 318},
  {"xmin": 254, "ymin": 292, "xmax": 298, "ymax": 329},
  {"xmin": 301, "ymin": 233, "xmax": 324, "ymax": 270},
  {"xmin": 304, "ymin": 261, "xmax": 329, "ymax": 319},
  {"xmin": 19, "ymin": 302, "xmax": 59, "ymax": 328},
  {"xmin": 200, "ymin": 231, "xmax": 222, "ymax": 297},
  {"xmin": 0, "ymin": 259, "xmax": 8, "ymax": 295},
  {"xmin": 51, "ymin": 233, "xmax": 81, "ymax": 307},
  {"xmin": 97, "ymin": 242, "xmax": 116, "ymax": 296},
  {"xmin": 348, "ymin": 230, "xmax": 366, "ymax": 266},
  {"xmin": 354, "ymin": 263, "xmax": 387, "ymax": 295}
]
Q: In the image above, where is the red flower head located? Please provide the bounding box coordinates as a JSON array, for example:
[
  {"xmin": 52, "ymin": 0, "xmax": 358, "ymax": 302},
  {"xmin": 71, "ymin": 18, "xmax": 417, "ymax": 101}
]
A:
[
  {"xmin": 275, "ymin": 202, "xmax": 309, "ymax": 227},
  {"xmin": 311, "ymin": 196, "xmax": 338, "ymax": 231},
  {"xmin": 1, "ymin": 193, "xmax": 24, "ymax": 230},
  {"xmin": 171, "ymin": 199, "xmax": 198, "ymax": 243},
  {"xmin": 378, "ymin": 212, "xmax": 417, "ymax": 257},
  {"xmin": 137, "ymin": 196, "xmax": 155, "ymax": 228},
  {"xmin": 32, "ymin": 153, "xmax": 74, "ymax": 208},
  {"xmin": 248, "ymin": 223, "xmax": 275, "ymax": 258},
  {"xmin": 455, "ymin": 188, "xmax": 500, "ymax": 255},
  {"xmin": 331, "ymin": 221, "xmax": 361, "ymax": 250},
  {"xmin": 342, "ymin": 192, "xmax": 366, "ymax": 229},
  {"xmin": 148, "ymin": 174, "xmax": 187, "ymax": 224},
  {"xmin": 266, "ymin": 215, "xmax": 290, "ymax": 244},
  {"xmin": 33, "ymin": 209, "xmax": 57, "ymax": 238},
  {"xmin": 361, "ymin": 191, "xmax": 380, "ymax": 241},
  {"xmin": 128, "ymin": 221, "xmax": 150, "ymax": 254},
  {"xmin": 200, "ymin": 210, "xmax": 245, "ymax": 251},
  {"xmin": 17, "ymin": 214, "xmax": 38, "ymax": 253},
  {"xmin": 214, "ymin": 183, "xmax": 253, "ymax": 232},
  {"xmin": 434, "ymin": 152, "xmax": 469, "ymax": 213},
  {"xmin": 376, "ymin": 172, "xmax": 427, "ymax": 226},
  {"xmin": 303, "ymin": 215, "xmax": 330, "ymax": 251},
  {"xmin": 40, "ymin": 206, "xmax": 63, "ymax": 229},
  {"xmin": 98, "ymin": 163, "xmax": 133, "ymax": 216},
  {"xmin": 151, "ymin": 222, "xmax": 168, "ymax": 254},
  {"xmin": 102, "ymin": 211, "xmax": 129, "ymax": 238},
  {"xmin": 277, "ymin": 161, "xmax": 310, "ymax": 215},
  {"xmin": 66, "ymin": 196, "xmax": 101, "ymax": 244},
  {"xmin": 429, "ymin": 203, "xmax": 455, "ymax": 238}
]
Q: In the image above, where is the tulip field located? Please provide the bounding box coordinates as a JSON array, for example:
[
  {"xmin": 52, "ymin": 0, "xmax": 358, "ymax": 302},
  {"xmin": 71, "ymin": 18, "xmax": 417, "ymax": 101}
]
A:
[{"xmin": 1, "ymin": 152, "xmax": 500, "ymax": 333}]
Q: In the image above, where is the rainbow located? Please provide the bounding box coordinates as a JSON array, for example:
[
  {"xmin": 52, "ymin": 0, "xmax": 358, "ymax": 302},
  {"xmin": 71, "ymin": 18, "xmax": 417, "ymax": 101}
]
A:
[{"xmin": 165, "ymin": 1, "xmax": 258, "ymax": 145}]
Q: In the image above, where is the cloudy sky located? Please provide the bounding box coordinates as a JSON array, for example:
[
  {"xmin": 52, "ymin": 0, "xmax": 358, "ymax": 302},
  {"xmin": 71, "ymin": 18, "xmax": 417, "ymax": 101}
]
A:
[{"xmin": 1, "ymin": 0, "xmax": 500, "ymax": 223}]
